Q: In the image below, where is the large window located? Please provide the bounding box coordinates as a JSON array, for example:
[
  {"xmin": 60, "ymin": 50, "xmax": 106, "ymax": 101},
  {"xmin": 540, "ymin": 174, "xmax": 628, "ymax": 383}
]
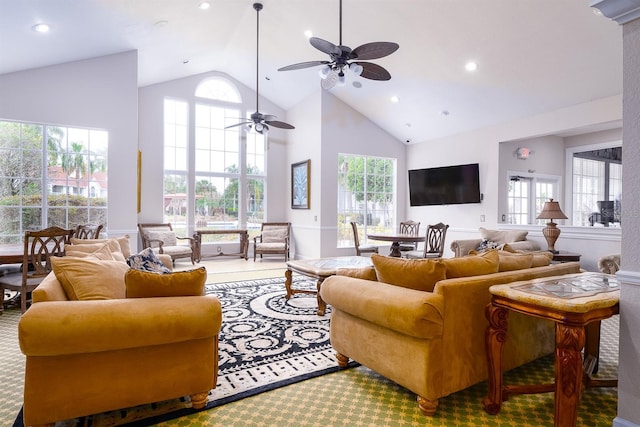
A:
[
  {"xmin": 0, "ymin": 120, "xmax": 108, "ymax": 243},
  {"xmin": 337, "ymin": 154, "xmax": 396, "ymax": 248},
  {"xmin": 163, "ymin": 77, "xmax": 266, "ymax": 247},
  {"xmin": 572, "ymin": 146, "xmax": 622, "ymax": 227},
  {"xmin": 507, "ymin": 174, "xmax": 559, "ymax": 225}
]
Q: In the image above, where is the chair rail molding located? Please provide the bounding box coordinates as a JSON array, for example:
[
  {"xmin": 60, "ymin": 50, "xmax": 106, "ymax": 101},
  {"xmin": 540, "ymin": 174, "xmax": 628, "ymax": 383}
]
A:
[{"xmin": 591, "ymin": 0, "xmax": 640, "ymax": 24}]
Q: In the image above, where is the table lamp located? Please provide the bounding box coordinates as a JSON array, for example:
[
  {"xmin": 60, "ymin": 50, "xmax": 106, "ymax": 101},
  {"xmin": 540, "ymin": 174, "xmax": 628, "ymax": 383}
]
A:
[{"xmin": 536, "ymin": 198, "xmax": 568, "ymax": 253}]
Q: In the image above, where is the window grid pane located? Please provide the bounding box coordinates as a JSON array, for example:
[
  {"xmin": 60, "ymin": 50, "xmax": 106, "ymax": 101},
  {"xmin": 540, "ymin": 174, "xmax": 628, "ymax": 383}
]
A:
[{"xmin": 337, "ymin": 154, "xmax": 395, "ymax": 248}]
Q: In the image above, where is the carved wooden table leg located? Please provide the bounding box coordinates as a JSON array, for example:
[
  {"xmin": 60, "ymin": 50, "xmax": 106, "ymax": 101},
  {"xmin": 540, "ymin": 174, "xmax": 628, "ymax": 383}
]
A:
[
  {"xmin": 284, "ymin": 268, "xmax": 293, "ymax": 299},
  {"xmin": 483, "ymin": 303, "xmax": 509, "ymax": 415},
  {"xmin": 554, "ymin": 323, "xmax": 585, "ymax": 427}
]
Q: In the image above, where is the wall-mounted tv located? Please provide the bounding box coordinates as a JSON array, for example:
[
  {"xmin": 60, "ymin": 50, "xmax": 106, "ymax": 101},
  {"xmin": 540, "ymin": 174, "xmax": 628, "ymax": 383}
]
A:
[{"xmin": 408, "ymin": 163, "xmax": 481, "ymax": 206}]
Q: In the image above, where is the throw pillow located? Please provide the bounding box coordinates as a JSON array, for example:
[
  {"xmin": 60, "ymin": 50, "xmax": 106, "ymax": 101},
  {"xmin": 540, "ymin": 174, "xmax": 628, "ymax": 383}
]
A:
[
  {"xmin": 479, "ymin": 227, "xmax": 528, "ymax": 245},
  {"xmin": 476, "ymin": 238, "xmax": 499, "ymax": 252},
  {"xmin": 336, "ymin": 266, "xmax": 378, "ymax": 282},
  {"xmin": 531, "ymin": 251, "xmax": 554, "ymax": 267},
  {"xmin": 371, "ymin": 254, "xmax": 446, "ymax": 292},
  {"xmin": 125, "ymin": 267, "xmax": 207, "ymax": 298},
  {"xmin": 66, "ymin": 242, "xmax": 117, "ymax": 261},
  {"xmin": 442, "ymin": 249, "xmax": 500, "ymax": 278},
  {"xmin": 497, "ymin": 251, "xmax": 534, "ymax": 271},
  {"xmin": 127, "ymin": 248, "xmax": 172, "ymax": 274},
  {"xmin": 69, "ymin": 236, "xmax": 132, "ymax": 258},
  {"xmin": 51, "ymin": 257, "xmax": 129, "ymax": 300}
]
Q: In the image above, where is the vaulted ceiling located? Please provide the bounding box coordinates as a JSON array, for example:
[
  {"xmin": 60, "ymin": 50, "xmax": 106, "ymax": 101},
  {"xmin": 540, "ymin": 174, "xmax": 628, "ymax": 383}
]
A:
[{"xmin": 0, "ymin": 0, "xmax": 622, "ymax": 143}]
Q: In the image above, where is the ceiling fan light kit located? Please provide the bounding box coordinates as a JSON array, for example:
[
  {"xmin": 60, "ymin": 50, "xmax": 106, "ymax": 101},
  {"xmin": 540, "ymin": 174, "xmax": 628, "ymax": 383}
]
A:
[
  {"xmin": 278, "ymin": 0, "xmax": 399, "ymax": 90},
  {"xmin": 225, "ymin": 2, "xmax": 294, "ymax": 134}
]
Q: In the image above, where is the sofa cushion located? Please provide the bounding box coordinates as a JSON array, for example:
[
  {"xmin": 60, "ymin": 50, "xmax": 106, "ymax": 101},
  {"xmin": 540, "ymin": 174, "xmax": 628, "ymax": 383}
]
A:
[
  {"xmin": 70, "ymin": 235, "xmax": 132, "ymax": 258},
  {"xmin": 530, "ymin": 251, "xmax": 554, "ymax": 267},
  {"xmin": 66, "ymin": 242, "xmax": 118, "ymax": 261},
  {"xmin": 127, "ymin": 248, "xmax": 172, "ymax": 274},
  {"xmin": 51, "ymin": 257, "xmax": 129, "ymax": 300},
  {"xmin": 442, "ymin": 249, "xmax": 499, "ymax": 278},
  {"xmin": 501, "ymin": 240, "xmax": 541, "ymax": 252},
  {"xmin": 479, "ymin": 227, "xmax": 528, "ymax": 245},
  {"xmin": 371, "ymin": 254, "xmax": 446, "ymax": 292},
  {"xmin": 336, "ymin": 266, "xmax": 378, "ymax": 282},
  {"xmin": 497, "ymin": 251, "xmax": 534, "ymax": 271},
  {"xmin": 125, "ymin": 267, "xmax": 207, "ymax": 298}
]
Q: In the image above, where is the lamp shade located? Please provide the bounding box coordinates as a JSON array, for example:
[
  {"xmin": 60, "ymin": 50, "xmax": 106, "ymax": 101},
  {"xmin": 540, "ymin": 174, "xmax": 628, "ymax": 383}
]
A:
[{"xmin": 536, "ymin": 199, "xmax": 567, "ymax": 221}]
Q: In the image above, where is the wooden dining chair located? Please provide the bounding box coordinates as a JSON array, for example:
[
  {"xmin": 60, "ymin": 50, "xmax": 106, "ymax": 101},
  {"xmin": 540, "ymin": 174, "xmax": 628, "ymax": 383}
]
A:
[
  {"xmin": 399, "ymin": 220, "xmax": 421, "ymax": 252},
  {"xmin": 0, "ymin": 226, "xmax": 74, "ymax": 313},
  {"xmin": 350, "ymin": 222, "xmax": 378, "ymax": 256},
  {"xmin": 405, "ymin": 222, "xmax": 450, "ymax": 259},
  {"xmin": 74, "ymin": 223, "xmax": 104, "ymax": 239}
]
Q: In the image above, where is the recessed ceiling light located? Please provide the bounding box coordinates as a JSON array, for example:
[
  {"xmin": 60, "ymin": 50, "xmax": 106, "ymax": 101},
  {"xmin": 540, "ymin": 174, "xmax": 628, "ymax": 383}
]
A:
[
  {"xmin": 352, "ymin": 81, "xmax": 362, "ymax": 88},
  {"xmin": 32, "ymin": 23, "xmax": 50, "ymax": 33},
  {"xmin": 465, "ymin": 61, "xmax": 478, "ymax": 72},
  {"xmin": 304, "ymin": 30, "xmax": 313, "ymax": 38},
  {"xmin": 154, "ymin": 20, "xmax": 169, "ymax": 28},
  {"xmin": 440, "ymin": 110, "xmax": 450, "ymax": 116},
  {"xmin": 390, "ymin": 96, "xmax": 399, "ymax": 103},
  {"xmin": 199, "ymin": 1, "xmax": 211, "ymax": 10},
  {"xmin": 182, "ymin": 59, "xmax": 190, "ymax": 64}
]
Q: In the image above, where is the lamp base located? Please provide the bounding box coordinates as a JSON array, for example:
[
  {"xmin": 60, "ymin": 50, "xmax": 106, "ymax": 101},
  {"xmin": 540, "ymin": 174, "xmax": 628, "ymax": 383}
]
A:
[{"xmin": 542, "ymin": 221, "xmax": 561, "ymax": 253}]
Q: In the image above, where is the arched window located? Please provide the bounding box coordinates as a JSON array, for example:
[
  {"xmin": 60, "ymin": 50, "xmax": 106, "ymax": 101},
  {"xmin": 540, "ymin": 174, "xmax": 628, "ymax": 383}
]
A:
[
  {"xmin": 164, "ymin": 77, "xmax": 266, "ymax": 251},
  {"xmin": 195, "ymin": 77, "xmax": 241, "ymax": 103}
]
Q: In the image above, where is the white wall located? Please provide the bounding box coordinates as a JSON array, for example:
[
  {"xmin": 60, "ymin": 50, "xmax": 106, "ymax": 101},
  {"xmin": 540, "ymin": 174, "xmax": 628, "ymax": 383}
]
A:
[
  {"xmin": 282, "ymin": 89, "xmax": 407, "ymax": 259},
  {"xmin": 0, "ymin": 51, "xmax": 139, "ymax": 237},
  {"xmin": 407, "ymin": 95, "xmax": 623, "ymax": 270}
]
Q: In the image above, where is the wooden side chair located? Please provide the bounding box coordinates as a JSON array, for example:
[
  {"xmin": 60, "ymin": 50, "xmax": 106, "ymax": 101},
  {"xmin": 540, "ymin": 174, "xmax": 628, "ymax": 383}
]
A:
[
  {"xmin": 138, "ymin": 223, "xmax": 197, "ymax": 264},
  {"xmin": 253, "ymin": 222, "xmax": 291, "ymax": 261},
  {"xmin": 350, "ymin": 222, "xmax": 378, "ymax": 256},
  {"xmin": 0, "ymin": 226, "xmax": 74, "ymax": 313},
  {"xmin": 399, "ymin": 220, "xmax": 421, "ymax": 252},
  {"xmin": 74, "ymin": 223, "xmax": 104, "ymax": 239},
  {"xmin": 406, "ymin": 222, "xmax": 450, "ymax": 259}
]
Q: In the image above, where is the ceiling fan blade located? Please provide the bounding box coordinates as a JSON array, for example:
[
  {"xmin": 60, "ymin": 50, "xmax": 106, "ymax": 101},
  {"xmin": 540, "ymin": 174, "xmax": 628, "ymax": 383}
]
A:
[
  {"xmin": 261, "ymin": 114, "xmax": 277, "ymax": 122},
  {"xmin": 265, "ymin": 120, "xmax": 295, "ymax": 130},
  {"xmin": 357, "ymin": 62, "xmax": 392, "ymax": 81},
  {"xmin": 278, "ymin": 60, "xmax": 330, "ymax": 71},
  {"xmin": 352, "ymin": 42, "xmax": 399, "ymax": 60},
  {"xmin": 321, "ymin": 72, "xmax": 338, "ymax": 90},
  {"xmin": 225, "ymin": 121, "xmax": 251, "ymax": 129},
  {"xmin": 310, "ymin": 37, "xmax": 342, "ymax": 56}
]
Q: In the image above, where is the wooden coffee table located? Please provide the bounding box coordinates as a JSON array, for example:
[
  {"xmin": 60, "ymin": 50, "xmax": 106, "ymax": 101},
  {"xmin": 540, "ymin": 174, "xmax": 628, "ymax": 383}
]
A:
[
  {"xmin": 284, "ymin": 256, "xmax": 373, "ymax": 316},
  {"xmin": 484, "ymin": 272, "xmax": 619, "ymax": 427}
]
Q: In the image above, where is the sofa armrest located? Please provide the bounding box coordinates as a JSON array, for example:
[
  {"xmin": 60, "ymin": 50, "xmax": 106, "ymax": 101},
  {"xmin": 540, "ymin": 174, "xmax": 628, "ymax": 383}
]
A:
[
  {"xmin": 450, "ymin": 239, "xmax": 482, "ymax": 257},
  {"xmin": 320, "ymin": 276, "xmax": 444, "ymax": 339},
  {"xmin": 19, "ymin": 295, "xmax": 222, "ymax": 356}
]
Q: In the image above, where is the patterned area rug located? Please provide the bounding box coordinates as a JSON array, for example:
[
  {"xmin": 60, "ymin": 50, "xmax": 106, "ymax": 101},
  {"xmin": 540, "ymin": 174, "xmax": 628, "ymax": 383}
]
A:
[{"xmin": 13, "ymin": 276, "xmax": 355, "ymax": 427}]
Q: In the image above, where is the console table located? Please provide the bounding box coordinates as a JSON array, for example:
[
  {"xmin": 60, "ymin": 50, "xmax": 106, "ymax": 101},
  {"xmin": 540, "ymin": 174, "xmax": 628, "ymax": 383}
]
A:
[
  {"xmin": 484, "ymin": 272, "xmax": 619, "ymax": 427},
  {"xmin": 193, "ymin": 229, "xmax": 249, "ymax": 262}
]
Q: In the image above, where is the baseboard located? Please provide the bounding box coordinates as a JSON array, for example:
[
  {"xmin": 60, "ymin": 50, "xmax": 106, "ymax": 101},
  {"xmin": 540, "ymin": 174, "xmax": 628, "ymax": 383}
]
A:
[{"xmin": 613, "ymin": 416, "xmax": 640, "ymax": 427}]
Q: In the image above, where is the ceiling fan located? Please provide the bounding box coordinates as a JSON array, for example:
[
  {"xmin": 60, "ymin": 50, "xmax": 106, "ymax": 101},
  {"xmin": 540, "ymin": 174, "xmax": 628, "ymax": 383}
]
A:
[
  {"xmin": 226, "ymin": 2, "xmax": 294, "ymax": 134},
  {"xmin": 278, "ymin": 0, "xmax": 399, "ymax": 90}
]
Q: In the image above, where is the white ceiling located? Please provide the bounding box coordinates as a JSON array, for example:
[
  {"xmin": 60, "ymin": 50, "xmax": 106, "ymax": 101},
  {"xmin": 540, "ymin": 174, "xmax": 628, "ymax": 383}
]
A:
[{"xmin": 0, "ymin": 0, "xmax": 623, "ymax": 144}]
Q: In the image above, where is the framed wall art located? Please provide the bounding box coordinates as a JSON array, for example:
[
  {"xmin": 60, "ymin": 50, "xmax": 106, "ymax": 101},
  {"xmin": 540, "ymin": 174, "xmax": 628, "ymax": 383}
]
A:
[{"xmin": 291, "ymin": 159, "xmax": 310, "ymax": 209}]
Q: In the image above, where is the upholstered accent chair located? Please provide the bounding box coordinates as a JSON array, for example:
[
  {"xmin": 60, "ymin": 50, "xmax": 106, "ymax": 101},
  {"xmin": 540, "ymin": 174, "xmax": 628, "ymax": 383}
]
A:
[
  {"xmin": 406, "ymin": 223, "xmax": 449, "ymax": 259},
  {"xmin": 18, "ymin": 261, "xmax": 222, "ymax": 427},
  {"xmin": 350, "ymin": 222, "xmax": 378, "ymax": 256},
  {"xmin": 0, "ymin": 226, "xmax": 74, "ymax": 313},
  {"xmin": 74, "ymin": 223, "xmax": 104, "ymax": 239},
  {"xmin": 399, "ymin": 220, "xmax": 421, "ymax": 252},
  {"xmin": 253, "ymin": 222, "xmax": 291, "ymax": 261},
  {"xmin": 138, "ymin": 223, "xmax": 196, "ymax": 265},
  {"xmin": 598, "ymin": 254, "xmax": 620, "ymax": 274}
]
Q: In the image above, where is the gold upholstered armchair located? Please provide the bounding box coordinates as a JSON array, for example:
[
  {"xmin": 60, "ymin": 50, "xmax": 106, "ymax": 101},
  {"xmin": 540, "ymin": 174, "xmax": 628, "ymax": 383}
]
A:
[
  {"xmin": 253, "ymin": 222, "xmax": 291, "ymax": 261},
  {"xmin": 18, "ymin": 262, "xmax": 221, "ymax": 427}
]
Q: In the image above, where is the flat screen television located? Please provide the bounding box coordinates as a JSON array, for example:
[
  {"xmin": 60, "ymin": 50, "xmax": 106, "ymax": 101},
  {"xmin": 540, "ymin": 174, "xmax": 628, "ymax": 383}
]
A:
[{"xmin": 408, "ymin": 163, "xmax": 481, "ymax": 206}]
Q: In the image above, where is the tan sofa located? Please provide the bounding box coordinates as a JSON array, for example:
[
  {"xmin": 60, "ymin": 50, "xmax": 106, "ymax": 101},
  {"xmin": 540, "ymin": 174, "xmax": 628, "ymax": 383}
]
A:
[
  {"xmin": 320, "ymin": 252, "xmax": 581, "ymax": 416},
  {"xmin": 450, "ymin": 227, "xmax": 540, "ymax": 257},
  {"xmin": 18, "ymin": 244, "xmax": 222, "ymax": 427}
]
